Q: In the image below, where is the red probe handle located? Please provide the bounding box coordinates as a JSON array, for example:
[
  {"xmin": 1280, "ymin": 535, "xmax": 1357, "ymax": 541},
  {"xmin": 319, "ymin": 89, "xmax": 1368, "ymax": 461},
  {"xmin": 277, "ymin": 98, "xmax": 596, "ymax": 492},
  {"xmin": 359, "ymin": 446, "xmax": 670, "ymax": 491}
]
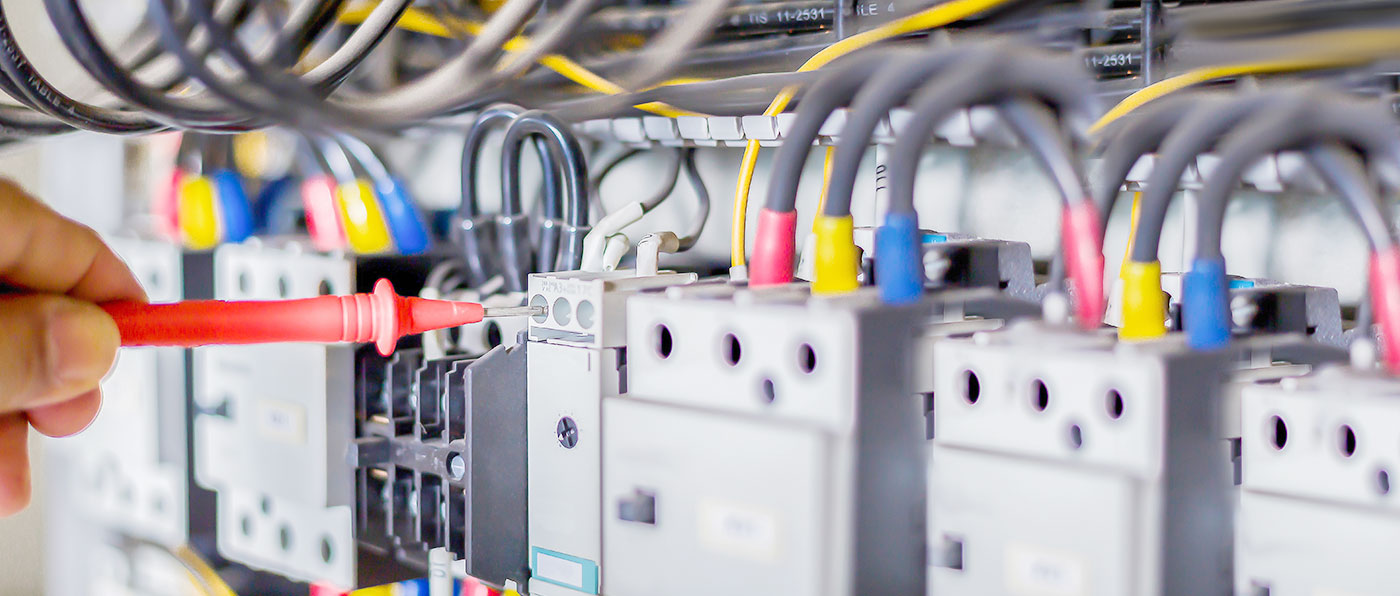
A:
[
  {"xmin": 102, "ymin": 296, "xmax": 356, "ymax": 347},
  {"xmin": 100, "ymin": 279, "xmax": 486, "ymax": 356}
]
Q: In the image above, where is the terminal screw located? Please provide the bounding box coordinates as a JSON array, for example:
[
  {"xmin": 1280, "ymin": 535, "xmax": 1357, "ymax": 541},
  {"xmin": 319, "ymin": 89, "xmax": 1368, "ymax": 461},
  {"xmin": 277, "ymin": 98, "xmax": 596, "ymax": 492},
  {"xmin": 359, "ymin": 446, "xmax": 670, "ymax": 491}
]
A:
[{"xmin": 556, "ymin": 417, "xmax": 579, "ymax": 449}]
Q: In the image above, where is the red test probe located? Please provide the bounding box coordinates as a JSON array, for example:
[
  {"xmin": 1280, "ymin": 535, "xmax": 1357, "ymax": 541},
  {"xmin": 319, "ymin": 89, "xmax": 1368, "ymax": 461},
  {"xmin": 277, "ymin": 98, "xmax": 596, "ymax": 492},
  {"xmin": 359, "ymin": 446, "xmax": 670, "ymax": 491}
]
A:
[{"xmin": 100, "ymin": 279, "xmax": 541, "ymax": 356}]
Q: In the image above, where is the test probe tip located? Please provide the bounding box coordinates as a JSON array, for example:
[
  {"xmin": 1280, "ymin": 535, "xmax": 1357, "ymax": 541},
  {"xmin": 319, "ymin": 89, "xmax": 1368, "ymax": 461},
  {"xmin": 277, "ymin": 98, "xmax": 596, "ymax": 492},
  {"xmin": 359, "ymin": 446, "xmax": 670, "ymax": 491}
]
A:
[{"xmin": 483, "ymin": 305, "xmax": 547, "ymax": 318}]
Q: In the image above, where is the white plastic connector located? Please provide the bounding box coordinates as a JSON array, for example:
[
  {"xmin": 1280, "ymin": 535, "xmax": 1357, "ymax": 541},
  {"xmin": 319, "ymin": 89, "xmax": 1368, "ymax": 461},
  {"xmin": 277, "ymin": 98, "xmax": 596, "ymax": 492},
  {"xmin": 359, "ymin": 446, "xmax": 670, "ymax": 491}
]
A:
[
  {"xmin": 636, "ymin": 232, "xmax": 681, "ymax": 277},
  {"xmin": 582, "ymin": 201, "xmax": 646, "ymax": 271},
  {"xmin": 602, "ymin": 234, "xmax": 631, "ymax": 271}
]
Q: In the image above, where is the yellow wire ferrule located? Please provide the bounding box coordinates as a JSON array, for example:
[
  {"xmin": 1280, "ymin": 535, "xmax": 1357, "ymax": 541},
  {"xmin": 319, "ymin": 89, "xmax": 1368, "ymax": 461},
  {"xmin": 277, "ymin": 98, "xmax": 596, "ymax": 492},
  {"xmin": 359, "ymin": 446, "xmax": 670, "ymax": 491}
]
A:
[
  {"xmin": 337, "ymin": 179, "xmax": 393, "ymax": 254},
  {"xmin": 1119, "ymin": 260, "xmax": 1168, "ymax": 340},
  {"xmin": 811, "ymin": 215, "xmax": 860, "ymax": 295},
  {"xmin": 177, "ymin": 175, "xmax": 221, "ymax": 250}
]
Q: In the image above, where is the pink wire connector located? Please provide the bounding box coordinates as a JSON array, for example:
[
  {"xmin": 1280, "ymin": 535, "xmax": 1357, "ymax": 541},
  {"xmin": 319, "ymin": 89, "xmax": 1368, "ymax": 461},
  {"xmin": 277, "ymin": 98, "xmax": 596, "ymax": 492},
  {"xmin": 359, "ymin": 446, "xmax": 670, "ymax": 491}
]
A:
[
  {"xmin": 1061, "ymin": 202, "xmax": 1106, "ymax": 331},
  {"xmin": 748, "ymin": 208, "xmax": 799, "ymax": 286},
  {"xmin": 101, "ymin": 279, "xmax": 540, "ymax": 356},
  {"xmin": 1369, "ymin": 246, "xmax": 1400, "ymax": 372}
]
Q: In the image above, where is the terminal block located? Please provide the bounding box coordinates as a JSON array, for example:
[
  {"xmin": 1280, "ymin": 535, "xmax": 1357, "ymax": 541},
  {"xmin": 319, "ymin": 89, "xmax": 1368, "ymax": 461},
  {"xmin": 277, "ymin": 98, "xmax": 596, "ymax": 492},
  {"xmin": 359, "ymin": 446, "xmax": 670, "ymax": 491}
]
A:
[
  {"xmin": 1236, "ymin": 365, "xmax": 1400, "ymax": 595},
  {"xmin": 928, "ymin": 321, "xmax": 1231, "ymax": 596},
  {"xmin": 193, "ymin": 242, "xmax": 435, "ymax": 588},
  {"xmin": 854, "ymin": 228, "xmax": 1036, "ymax": 301},
  {"xmin": 525, "ymin": 269, "xmax": 697, "ymax": 595},
  {"xmin": 350, "ymin": 337, "xmax": 529, "ymax": 589},
  {"xmin": 603, "ymin": 285, "xmax": 928, "ymax": 595}
]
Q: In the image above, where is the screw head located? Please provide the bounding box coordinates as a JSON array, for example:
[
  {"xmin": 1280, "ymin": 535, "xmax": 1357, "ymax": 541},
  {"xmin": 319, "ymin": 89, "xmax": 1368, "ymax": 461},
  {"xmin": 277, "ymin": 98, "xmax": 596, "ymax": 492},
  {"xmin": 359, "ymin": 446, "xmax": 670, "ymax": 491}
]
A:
[
  {"xmin": 447, "ymin": 453, "xmax": 466, "ymax": 480},
  {"xmin": 556, "ymin": 417, "xmax": 579, "ymax": 449}
]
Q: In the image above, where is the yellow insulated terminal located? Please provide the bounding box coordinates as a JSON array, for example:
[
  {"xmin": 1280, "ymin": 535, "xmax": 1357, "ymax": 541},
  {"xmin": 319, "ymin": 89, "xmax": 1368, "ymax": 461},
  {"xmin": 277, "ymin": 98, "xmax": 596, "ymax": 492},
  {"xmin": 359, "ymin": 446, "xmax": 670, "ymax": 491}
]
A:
[
  {"xmin": 1119, "ymin": 260, "xmax": 1168, "ymax": 339},
  {"xmin": 337, "ymin": 179, "xmax": 393, "ymax": 254},
  {"xmin": 811, "ymin": 214, "xmax": 860, "ymax": 295},
  {"xmin": 177, "ymin": 175, "xmax": 221, "ymax": 250}
]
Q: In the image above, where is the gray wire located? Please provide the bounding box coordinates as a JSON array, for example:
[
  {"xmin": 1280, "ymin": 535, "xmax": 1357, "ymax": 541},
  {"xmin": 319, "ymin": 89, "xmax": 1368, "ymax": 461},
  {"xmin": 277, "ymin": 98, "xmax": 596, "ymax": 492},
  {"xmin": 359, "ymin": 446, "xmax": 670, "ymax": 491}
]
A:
[
  {"xmin": 620, "ymin": 0, "xmax": 736, "ymax": 89},
  {"xmin": 1196, "ymin": 92, "xmax": 1400, "ymax": 261},
  {"xmin": 822, "ymin": 47, "xmax": 978, "ymax": 217},
  {"xmin": 1129, "ymin": 93, "xmax": 1270, "ymax": 264},
  {"xmin": 764, "ymin": 49, "xmax": 906, "ymax": 214},
  {"xmin": 886, "ymin": 46, "xmax": 1098, "ymax": 217},
  {"xmin": 1305, "ymin": 143, "xmax": 1395, "ymax": 251},
  {"xmin": 1088, "ymin": 92, "xmax": 1202, "ymax": 227},
  {"xmin": 678, "ymin": 148, "xmax": 710, "ymax": 251}
]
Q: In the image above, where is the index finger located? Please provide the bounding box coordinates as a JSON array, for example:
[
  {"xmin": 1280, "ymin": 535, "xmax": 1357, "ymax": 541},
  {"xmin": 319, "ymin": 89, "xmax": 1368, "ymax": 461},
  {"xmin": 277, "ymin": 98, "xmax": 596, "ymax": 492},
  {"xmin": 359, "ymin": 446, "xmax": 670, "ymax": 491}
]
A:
[{"xmin": 0, "ymin": 180, "xmax": 145, "ymax": 303}]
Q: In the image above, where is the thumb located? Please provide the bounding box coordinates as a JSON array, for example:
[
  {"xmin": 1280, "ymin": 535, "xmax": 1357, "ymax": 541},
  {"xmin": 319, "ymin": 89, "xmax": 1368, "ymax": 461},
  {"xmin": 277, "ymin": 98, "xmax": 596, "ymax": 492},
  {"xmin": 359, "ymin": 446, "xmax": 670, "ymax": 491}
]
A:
[{"xmin": 0, "ymin": 294, "xmax": 120, "ymax": 414}]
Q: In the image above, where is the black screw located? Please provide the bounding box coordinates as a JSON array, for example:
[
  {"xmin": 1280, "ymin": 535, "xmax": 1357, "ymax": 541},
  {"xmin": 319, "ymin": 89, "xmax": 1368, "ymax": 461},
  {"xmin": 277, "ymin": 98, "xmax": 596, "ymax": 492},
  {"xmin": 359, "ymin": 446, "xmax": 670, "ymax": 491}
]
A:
[{"xmin": 556, "ymin": 417, "xmax": 579, "ymax": 449}]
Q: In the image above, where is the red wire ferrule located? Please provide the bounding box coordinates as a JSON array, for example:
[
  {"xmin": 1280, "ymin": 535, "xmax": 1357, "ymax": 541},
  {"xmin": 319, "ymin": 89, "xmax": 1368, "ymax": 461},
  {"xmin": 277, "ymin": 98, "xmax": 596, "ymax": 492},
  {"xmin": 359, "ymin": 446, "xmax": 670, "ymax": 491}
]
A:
[
  {"xmin": 1369, "ymin": 247, "xmax": 1400, "ymax": 372},
  {"xmin": 749, "ymin": 208, "xmax": 798, "ymax": 287},
  {"xmin": 1062, "ymin": 202, "xmax": 1106, "ymax": 331}
]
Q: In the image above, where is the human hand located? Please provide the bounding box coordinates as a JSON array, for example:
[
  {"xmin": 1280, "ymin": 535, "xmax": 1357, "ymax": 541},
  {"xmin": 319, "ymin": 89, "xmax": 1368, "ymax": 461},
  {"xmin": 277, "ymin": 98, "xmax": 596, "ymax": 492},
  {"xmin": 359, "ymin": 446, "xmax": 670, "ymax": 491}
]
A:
[{"xmin": 0, "ymin": 181, "xmax": 145, "ymax": 517}]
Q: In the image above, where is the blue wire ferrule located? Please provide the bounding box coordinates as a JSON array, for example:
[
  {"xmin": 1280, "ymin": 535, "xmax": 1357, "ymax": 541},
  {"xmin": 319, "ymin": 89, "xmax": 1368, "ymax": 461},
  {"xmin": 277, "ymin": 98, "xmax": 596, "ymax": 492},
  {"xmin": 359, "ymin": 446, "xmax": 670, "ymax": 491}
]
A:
[
  {"xmin": 375, "ymin": 176, "xmax": 432, "ymax": 255},
  {"xmin": 211, "ymin": 169, "xmax": 255, "ymax": 243},
  {"xmin": 1183, "ymin": 257, "xmax": 1231, "ymax": 351},
  {"xmin": 876, "ymin": 211, "xmax": 923, "ymax": 305}
]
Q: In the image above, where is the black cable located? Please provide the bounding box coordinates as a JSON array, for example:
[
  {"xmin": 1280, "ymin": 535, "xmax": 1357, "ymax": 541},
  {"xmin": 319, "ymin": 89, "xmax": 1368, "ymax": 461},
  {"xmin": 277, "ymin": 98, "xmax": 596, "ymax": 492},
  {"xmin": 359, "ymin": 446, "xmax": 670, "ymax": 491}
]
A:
[
  {"xmin": 0, "ymin": 2, "xmax": 162, "ymax": 134},
  {"xmin": 591, "ymin": 148, "xmax": 685, "ymax": 213},
  {"xmin": 169, "ymin": 0, "xmax": 410, "ymax": 128},
  {"xmin": 42, "ymin": 0, "xmax": 259, "ymax": 129},
  {"xmin": 500, "ymin": 110, "xmax": 591, "ymax": 283},
  {"xmin": 459, "ymin": 104, "xmax": 526, "ymax": 287}
]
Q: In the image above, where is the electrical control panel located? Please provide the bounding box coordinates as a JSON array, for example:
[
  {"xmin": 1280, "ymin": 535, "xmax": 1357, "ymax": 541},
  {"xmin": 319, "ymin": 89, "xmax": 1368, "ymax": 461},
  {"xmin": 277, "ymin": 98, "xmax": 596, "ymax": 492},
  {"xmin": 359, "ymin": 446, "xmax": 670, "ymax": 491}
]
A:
[{"xmin": 13, "ymin": 1, "xmax": 1400, "ymax": 596}]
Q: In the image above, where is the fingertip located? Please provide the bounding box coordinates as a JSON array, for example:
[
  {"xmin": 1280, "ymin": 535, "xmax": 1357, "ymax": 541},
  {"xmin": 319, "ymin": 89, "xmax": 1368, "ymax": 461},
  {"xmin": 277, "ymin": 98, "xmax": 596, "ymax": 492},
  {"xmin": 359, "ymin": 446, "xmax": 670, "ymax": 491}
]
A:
[
  {"xmin": 46, "ymin": 298, "xmax": 122, "ymax": 391},
  {"xmin": 0, "ymin": 414, "xmax": 31, "ymax": 518},
  {"xmin": 27, "ymin": 388, "xmax": 102, "ymax": 438}
]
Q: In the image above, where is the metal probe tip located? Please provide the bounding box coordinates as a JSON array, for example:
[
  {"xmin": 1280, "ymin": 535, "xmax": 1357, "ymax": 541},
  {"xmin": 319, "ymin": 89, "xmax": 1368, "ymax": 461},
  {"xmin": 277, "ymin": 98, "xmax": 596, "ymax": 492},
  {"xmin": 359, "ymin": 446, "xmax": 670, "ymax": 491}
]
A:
[{"xmin": 484, "ymin": 305, "xmax": 546, "ymax": 318}]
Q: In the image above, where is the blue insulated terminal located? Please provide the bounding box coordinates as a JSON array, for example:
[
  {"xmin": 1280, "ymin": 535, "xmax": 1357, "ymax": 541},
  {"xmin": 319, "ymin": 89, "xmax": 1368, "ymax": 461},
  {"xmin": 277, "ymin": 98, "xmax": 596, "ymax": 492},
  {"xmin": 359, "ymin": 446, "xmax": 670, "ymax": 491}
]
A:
[
  {"xmin": 376, "ymin": 176, "xmax": 432, "ymax": 255},
  {"xmin": 1183, "ymin": 257, "xmax": 1231, "ymax": 350},
  {"xmin": 876, "ymin": 211, "xmax": 923, "ymax": 305},
  {"xmin": 212, "ymin": 169, "xmax": 255, "ymax": 242}
]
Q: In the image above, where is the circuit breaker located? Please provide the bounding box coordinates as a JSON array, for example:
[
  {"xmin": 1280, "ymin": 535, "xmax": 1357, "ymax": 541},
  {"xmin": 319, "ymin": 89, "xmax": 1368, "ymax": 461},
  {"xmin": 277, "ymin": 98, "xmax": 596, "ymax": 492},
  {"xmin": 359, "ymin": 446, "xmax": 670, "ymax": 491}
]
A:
[
  {"xmin": 525, "ymin": 269, "xmax": 697, "ymax": 595},
  {"xmin": 1236, "ymin": 365, "xmax": 1400, "ymax": 595},
  {"xmin": 603, "ymin": 285, "xmax": 928, "ymax": 595},
  {"xmin": 928, "ymin": 322, "xmax": 1232, "ymax": 596}
]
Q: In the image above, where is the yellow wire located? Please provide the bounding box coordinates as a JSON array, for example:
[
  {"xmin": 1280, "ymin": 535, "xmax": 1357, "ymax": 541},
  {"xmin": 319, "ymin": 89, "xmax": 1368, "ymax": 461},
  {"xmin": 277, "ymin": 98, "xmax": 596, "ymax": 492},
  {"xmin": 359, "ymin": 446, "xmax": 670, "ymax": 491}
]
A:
[
  {"xmin": 1094, "ymin": 28, "xmax": 1400, "ymax": 287},
  {"xmin": 174, "ymin": 545, "xmax": 239, "ymax": 596},
  {"xmin": 729, "ymin": 0, "xmax": 1014, "ymax": 269},
  {"xmin": 1120, "ymin": 191, "xmax": 1141, "ymax": 279},
  {"xmin": 814, "ymin": 145, "xmax": 835, "ymax": 232},
  {"xmin": 1090, "ymin": 28, "xmax": 1400, "ymax": 133},
  {"xmin": 337, "ymin": 4, "xmax": 698, "ymax": 118}
]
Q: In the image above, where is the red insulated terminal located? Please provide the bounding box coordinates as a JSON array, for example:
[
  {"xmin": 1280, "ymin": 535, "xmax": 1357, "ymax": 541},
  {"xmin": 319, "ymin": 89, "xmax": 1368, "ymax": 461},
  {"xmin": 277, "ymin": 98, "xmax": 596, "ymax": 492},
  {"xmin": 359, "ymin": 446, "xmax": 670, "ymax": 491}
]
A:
[
  {"xmin": 100, "ymin": 279, "xmax": 516, "ymax": 356},
  {"xmin": 749, "ymin": 207, "xmax": 799, "ymax": 287},
  {"xmin": 1370, "ymin": 246, "xmax": 1400, "ymax": 373},
  {"xmin": 1061, "ymin": 202, "xmax": 1106, "ymax": 331}
]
